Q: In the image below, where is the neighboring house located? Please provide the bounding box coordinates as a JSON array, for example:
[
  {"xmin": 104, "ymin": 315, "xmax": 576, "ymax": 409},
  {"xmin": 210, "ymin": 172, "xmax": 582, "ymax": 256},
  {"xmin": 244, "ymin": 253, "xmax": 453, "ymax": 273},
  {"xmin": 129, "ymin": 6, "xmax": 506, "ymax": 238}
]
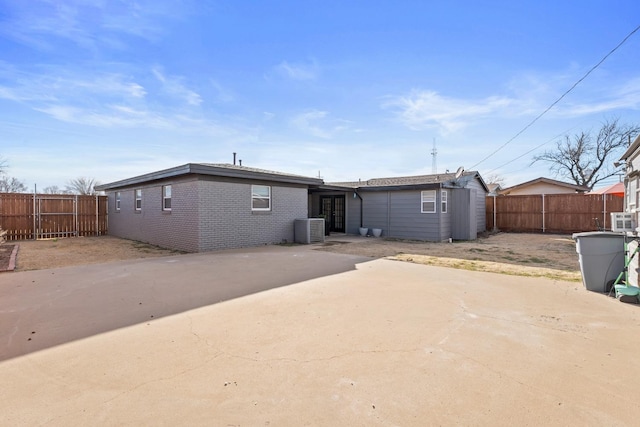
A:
[
  {"xmin": 588, "ymin": 182, "xmax": 624, "ymax": 197},
  {"xmin": 95, "ymin": 163, "xmax": 322, "ymax": 252},
  {"xmin": 616, "ymin": 134, "xmax": 640, "ymax": 287},
  {"xmin": 314, "ymin": 170, "xmax": 488, "ymax": 241},
  {"xmin": 620, "ymin": 134, "xmax": 640, "ymax": 213},
  {"xmin": 96, "ymin": 164, "xmax": 489, "ymax": 252},
  {"xmin": 487, "ymin": 182, "xmax": 502, "ymax": 196},
  {"xmin": 498, "ymin": 177, "xmax": 589, "ymax": 195}
]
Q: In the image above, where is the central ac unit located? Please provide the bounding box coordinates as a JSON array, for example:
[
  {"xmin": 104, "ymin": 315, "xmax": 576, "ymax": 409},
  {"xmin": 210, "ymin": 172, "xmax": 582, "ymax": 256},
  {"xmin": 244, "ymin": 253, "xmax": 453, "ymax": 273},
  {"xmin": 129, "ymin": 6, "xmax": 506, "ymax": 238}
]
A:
[
  {"xmin": 294, "ymin": 218, "xmax": 325, "ymax": 244},
  {"xmin": 611, "ymin": 212, "xmax": 635, "ymax": 232}
]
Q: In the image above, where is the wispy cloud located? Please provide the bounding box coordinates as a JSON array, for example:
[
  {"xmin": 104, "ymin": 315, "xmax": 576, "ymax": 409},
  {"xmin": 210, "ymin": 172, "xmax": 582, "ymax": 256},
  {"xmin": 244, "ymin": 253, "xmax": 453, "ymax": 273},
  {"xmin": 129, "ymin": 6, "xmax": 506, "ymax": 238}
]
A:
[
  {"xmin": 554, "ymin": 77, "xmax": 640, "ymax": 117},
  {"xmin": 152, "ymin": 67, "xmax": 202, "ymax": 106},
  {"xmin": 290, "ymin": 110, "xmax": 351, "ymax": 138},
  {"xmin": 275, "ymin": 59, "xmax": 320, "ymax": 81},
  {"xmin": 0, "ymin": 65, "xmax": 146, "ymax": 103},
  {"xmin": 0, "ymin": 0, "xmax": 187, "ymax": 51},
  {"xmin": 384, "ymin": 90, "xmax": 514, "ymax": 133}
]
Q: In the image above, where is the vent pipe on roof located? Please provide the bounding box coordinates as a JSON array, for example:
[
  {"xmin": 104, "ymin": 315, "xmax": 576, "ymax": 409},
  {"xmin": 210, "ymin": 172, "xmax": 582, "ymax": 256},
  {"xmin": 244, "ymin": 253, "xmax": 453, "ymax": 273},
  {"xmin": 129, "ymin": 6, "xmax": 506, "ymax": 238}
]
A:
[
  {"xmin": 233, "ymin": 152, "xmax": 237, "ymax": 165},
  {"xmin": 239, "ymin": 159, "xmax": 242, "ymax": 166}
]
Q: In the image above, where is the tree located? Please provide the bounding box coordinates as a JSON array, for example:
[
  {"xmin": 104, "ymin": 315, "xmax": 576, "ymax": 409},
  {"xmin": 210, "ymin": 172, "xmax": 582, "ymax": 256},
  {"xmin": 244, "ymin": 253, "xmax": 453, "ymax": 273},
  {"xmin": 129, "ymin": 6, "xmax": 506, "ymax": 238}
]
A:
[
  {"xmin": 42, "ymin": 185, "xmax": 70, "ymax": 195},
  {"xmin": 532, "ymin": 119, "xmax": 640, "ymax": 189},
  {"xmin": 484, "ymin": 173, "xmax": 505, "ymax": 187},
  {"xmin": 66, "ymin": 177, "xmax": 99, "ymax": 195},
  {"xmin": 0, "ymin": 175, "xmax": 27, "ymax": 193}
]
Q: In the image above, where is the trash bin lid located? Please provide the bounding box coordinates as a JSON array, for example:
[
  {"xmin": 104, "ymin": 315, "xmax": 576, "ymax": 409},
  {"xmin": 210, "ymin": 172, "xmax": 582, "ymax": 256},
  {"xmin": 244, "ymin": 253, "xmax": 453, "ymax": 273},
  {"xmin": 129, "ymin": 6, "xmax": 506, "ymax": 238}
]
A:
[{"xmin": 572, "ymin": 231, "xmax": 625, "ymax": 239}]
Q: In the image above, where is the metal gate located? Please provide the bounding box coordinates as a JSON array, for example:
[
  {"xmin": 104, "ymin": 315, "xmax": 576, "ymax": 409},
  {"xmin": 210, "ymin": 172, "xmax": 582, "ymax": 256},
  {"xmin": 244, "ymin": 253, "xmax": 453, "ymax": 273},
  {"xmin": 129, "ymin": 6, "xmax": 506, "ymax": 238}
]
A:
[{"xmin": 35, "ymin": 195, "xmax": 78, "ymax": 239}]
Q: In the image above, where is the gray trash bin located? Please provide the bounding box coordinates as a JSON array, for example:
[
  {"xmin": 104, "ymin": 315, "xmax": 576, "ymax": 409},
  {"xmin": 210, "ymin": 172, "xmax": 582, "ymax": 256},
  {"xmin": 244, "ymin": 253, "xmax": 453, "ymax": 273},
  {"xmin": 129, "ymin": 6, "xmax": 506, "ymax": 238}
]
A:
[{"xmin": 572, "ymin": 231, "xmax": 625, "ymax": 292}]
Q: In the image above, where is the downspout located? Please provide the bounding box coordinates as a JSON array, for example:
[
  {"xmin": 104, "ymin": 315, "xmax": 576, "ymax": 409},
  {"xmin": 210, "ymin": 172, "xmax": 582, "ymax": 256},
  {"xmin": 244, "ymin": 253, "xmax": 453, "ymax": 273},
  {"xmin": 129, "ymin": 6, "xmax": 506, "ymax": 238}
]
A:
[{"xmin": 354, "ymin": 190, "xmax": 363, "ymax": 227}]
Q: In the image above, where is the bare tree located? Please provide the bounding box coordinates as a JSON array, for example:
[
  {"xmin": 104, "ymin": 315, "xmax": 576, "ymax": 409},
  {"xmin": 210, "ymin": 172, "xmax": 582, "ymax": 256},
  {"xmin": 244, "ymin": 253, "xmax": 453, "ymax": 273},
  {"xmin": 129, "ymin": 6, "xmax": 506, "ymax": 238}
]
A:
[
  {"xmin": 66, "ymin": 177, "xmax": 99, "ymax": 195},
  {"xmin": 42, "ymin": 185, "xmax": 70, "ymax": 194},
  {"xmin": 0, "ymin": 175, "xmax": 27, "ymax": 193},
  {"xmin": 532, "ymin": 118, "xmax": 640, "ymax": 189},
  {"xmin": 484, "ymin": 173, "xmax": 505, "ymax": 187}
]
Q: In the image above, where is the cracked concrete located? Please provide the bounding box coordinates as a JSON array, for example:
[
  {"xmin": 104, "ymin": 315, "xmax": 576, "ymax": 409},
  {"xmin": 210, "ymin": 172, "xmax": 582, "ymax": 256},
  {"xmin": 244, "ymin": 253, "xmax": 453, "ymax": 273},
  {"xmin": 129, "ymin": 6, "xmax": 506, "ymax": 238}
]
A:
[{"xmin": 1, "ymin": 247, "xmax": 640, "ymax": 426}]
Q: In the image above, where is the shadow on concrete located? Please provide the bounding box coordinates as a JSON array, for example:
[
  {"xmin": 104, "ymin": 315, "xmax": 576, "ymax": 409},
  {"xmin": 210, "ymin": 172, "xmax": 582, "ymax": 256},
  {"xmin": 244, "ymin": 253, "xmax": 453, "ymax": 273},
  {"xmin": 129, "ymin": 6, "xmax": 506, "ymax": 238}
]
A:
[{"xmin": 0, "ymin": 245, "xmax": 371, "ymax": 362}]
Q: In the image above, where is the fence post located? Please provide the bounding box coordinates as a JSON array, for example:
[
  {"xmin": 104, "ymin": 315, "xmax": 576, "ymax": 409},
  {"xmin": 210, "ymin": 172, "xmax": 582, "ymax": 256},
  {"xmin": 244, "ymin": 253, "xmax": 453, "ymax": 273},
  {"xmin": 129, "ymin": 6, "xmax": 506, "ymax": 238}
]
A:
[
  {"xmin": 603, "ymin": 194, "xmax": 607, "ymax": 230},
  {"xmin": 541, "ymin": 194, "xmax": 546, "ymax": 233},
  {"xmin": 493, "ymin": 195, "xmax": 498, "ymax": 232},
  {"xmin": 95, "ymin": 194, "xmax": 99, "ymax": 236},
  {"xmin": 32, "ymin": 191, "xmax": 36, "ymax": 240}
]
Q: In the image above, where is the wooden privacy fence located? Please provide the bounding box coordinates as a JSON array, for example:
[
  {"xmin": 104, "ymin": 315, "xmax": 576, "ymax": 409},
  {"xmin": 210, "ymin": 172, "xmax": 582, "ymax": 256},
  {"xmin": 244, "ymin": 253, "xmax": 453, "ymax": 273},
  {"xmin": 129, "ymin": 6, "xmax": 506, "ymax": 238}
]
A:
[
  {"xmin": 486, "ymin": 193, "xmax": 624, "ymax": 234},
  {"xmin": 0, "ymin": 193, "xmax": 107, "ymax": 241}
]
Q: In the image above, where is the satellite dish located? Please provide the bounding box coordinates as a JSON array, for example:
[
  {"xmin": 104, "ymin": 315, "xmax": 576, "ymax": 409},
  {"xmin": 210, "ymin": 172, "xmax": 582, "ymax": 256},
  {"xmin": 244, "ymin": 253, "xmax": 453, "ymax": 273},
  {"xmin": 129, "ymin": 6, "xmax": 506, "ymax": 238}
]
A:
[{"xmin": 454, "ymin": 166, "xmax": 465, "ymax": 179}]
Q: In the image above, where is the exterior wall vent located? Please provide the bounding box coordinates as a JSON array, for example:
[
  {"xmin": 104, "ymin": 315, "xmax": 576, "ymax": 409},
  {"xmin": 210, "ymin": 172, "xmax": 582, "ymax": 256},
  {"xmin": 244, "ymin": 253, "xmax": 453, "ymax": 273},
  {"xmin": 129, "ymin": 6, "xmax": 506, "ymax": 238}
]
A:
[
  {"xmin": 294, "ymin": 218, "xmax": 325, "ymax": 244},
  {"xmin": 611, "ymin": 212, "xmax": 635, "ymax": 232}
]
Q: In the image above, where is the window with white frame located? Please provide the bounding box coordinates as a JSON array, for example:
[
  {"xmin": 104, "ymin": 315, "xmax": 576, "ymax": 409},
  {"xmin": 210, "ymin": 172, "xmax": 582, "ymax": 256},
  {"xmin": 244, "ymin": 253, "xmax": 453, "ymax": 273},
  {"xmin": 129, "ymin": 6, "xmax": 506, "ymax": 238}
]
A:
[
  {"xmin": 135, "ymin": 189, "xmax": 142, "ymax": 211},
  {"xmin": 162, "ymin": 185, "xmax": 172, "ymax": 211},
  {"xmin": 441, "ymin": 190, "xmax": 448, "ymax": 213},
  {"xmin": 252, "ymin": 185, "xmax": 271, "ymax": 211},
  {"xmin": 421, "ymin": 190, "xmax": 436, "ymax": 213},
  {"xmin": 115, "ymin": 192, "xmax": 121, "ymax": 211}
]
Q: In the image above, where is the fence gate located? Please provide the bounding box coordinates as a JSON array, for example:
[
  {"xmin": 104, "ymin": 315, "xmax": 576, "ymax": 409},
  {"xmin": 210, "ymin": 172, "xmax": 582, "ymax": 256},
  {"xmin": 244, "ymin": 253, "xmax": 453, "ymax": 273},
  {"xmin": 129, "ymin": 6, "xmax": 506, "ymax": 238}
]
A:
[
  {"xmin": 35, "ymin": 195, "xmax": 78, "ymax": 239},
  {"xmin": 0, "ymin": 193, "xmax": 107, "ymax": 241}
]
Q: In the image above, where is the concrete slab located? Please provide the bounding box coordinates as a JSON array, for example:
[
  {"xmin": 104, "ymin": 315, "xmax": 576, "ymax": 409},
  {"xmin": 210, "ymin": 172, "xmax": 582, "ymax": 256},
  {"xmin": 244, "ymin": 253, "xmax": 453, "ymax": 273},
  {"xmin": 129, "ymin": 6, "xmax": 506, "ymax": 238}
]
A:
[
  {"xmin": 1, "ymin": 250, "xmax": 639, "ymax": 426},
  {"xmin": 0, "ymin": 245, "xmax": 370, "ymax": 361}
]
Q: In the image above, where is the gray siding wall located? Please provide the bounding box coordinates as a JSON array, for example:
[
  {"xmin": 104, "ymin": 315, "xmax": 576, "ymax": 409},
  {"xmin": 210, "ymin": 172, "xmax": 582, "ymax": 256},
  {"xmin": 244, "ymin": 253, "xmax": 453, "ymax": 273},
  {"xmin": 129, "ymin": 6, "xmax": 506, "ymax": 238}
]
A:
[
  {"xmin": 362, "ymin": 190, "xmax": 442, "ymax": 241},
  {"xmin": 106, "ymin": 178, "xmax": 201, "ymax": 252},
  {"xmin": 466, "ymin": 178, "xmax": 487, "ymax": 232},
  {"xmin": 346, "ymin": 195, "xmax": 361, "ymax": 234},
  {"xmin": 440, "ymin": 190, "xmax": 452, "ymax": 241},
  {"xmin": 197, "ymin": 180, "xmax": 307, "ymax": 251},
  {"xmin": 362, "ymin": 192, "xmax": 389, "ymax": 234},
  {"xmin": 451, "ymin": 188, "xmax": 477, "ymax": 240}
]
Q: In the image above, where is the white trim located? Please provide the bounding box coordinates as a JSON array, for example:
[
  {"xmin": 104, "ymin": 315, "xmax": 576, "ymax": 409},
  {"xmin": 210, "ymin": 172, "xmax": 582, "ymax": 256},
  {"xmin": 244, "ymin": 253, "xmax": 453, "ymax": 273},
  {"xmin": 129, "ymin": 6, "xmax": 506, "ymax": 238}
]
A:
[
  {"xmin": 251, "ymin": 184, "xmax": 271, "ymax": 211},
  {"xmin": 162, "ymin": 185, "xmax": 172, "ymax": 211},
  {"xmin": 441, "ymin": 190, "xmax": 448, "ymax": 213},
  {"xmin": 421, "ymin": 190, "xmax": 436, "ymax": 213},
  {"xmin": 134, "ymin": 189, "xmax": 142, "ymax": 211}
]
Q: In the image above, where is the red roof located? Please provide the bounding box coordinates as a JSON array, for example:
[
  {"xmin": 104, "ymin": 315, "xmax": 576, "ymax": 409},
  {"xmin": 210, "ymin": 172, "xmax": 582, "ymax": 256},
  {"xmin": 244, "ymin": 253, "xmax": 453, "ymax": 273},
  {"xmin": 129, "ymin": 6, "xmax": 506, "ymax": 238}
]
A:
[{"xmin": 589, "ymin": 182, "xmax": 624, "ymax": 196}]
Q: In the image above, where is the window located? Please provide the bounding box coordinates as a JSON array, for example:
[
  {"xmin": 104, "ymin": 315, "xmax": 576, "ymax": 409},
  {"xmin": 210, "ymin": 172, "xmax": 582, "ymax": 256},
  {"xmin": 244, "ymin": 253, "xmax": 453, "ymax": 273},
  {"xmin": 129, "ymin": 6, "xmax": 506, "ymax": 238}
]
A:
[
  {"xmin": 252, "ymin": 185, "xmax": 271, "ymax": 211},
  {"xmin": 115, "ymin": 192, "xmax": 121, "ymax": 211},
  {"xmin": 162, "ymin": 185, "xmax": 172, "ymax": 211},
  {"xmin": 441, "ymin": 190, "xmax": 448, "ymax": 213},
  {"xmin": 135, "ymin": 189, "xmax": 142, "ymax": 211},
  {"xmin": 421, "ymin": 190, "xmax": 436, "ymax": 213}
]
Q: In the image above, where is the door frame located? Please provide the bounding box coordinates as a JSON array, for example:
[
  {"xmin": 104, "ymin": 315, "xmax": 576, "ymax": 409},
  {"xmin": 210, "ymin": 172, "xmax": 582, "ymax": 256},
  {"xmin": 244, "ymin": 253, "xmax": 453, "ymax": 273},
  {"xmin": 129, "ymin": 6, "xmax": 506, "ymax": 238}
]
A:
[{"xmin": 320, "ymin": 195, "xmax": 346, "ymax": 233}]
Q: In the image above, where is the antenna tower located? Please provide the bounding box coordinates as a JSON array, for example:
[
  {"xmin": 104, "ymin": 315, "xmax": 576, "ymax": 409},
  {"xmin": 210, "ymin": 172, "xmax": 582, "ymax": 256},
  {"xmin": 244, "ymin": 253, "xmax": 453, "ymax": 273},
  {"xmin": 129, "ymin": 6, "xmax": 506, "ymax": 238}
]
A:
[{"xmin": 431, "ymin": 138, "xmax": 437, "ymax": 174}]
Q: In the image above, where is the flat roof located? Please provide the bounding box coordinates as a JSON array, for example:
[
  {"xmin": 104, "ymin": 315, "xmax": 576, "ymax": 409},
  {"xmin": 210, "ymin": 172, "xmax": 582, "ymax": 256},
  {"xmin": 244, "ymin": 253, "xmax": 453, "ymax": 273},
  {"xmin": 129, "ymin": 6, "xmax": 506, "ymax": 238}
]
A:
[{"xmin": 95, "ymin": 163, "xmax": 324, "ymax": 191}]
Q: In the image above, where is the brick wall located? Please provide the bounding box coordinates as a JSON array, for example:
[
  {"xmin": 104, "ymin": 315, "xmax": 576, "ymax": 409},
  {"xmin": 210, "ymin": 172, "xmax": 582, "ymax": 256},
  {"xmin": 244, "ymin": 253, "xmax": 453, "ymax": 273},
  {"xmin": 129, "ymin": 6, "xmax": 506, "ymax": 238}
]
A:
[
  {"xmin": 197, "ymin": 180, "xmax": 308, "ymax": 251},
  {"xmin": 106, "ymin": 177, "xmax": 200, "ymax": 252},
  {"xmin": 106, "ymin": 176, "xmax": 308, "ymax": 252}
]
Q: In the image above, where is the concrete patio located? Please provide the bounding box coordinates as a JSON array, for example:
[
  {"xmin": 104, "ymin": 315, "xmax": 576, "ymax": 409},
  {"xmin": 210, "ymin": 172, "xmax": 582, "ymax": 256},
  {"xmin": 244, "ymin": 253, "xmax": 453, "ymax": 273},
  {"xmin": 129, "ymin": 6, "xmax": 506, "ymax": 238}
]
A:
[{"xmin": 1, "ymin": 246, "xmax": 639, "ymax": 426}]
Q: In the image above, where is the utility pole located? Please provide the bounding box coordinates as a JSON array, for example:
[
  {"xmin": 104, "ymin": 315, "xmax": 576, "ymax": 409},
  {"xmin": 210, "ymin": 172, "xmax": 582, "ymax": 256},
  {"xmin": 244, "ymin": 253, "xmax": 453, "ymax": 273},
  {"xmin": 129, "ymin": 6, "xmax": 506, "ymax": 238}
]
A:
[{"xmin": 431, "ymin": 138, "xmax": 437, "ymax": 174}]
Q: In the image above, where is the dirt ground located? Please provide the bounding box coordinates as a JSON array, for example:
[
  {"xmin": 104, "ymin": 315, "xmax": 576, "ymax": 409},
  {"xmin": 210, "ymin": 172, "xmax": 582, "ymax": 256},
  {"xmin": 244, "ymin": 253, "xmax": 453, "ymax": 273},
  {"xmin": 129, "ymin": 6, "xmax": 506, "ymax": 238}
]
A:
[
  {"xmin": 7, "ymin": 236, "xmax": 181, "ymax": 271},
  {"xmin": 317, "ymin": 232, "xmax": 581, "ymax": 282},
  {"xmin": 2, "ymin": 232, "xmax": 581, "ymax": 281}
]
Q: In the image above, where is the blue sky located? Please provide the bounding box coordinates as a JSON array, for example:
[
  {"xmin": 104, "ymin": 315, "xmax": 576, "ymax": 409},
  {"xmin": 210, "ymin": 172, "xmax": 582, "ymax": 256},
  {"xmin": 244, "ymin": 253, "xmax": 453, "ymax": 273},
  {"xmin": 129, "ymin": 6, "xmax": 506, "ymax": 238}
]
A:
[{"xmin": 0, "ymin": 0, "xmax": 639, "ymax": 190}]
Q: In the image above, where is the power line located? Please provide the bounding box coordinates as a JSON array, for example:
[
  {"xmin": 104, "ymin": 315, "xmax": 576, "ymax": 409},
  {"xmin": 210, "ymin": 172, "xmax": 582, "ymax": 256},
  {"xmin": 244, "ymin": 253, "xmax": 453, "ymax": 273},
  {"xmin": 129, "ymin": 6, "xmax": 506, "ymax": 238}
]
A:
[
  {"xmin": 470, "ymin": 23, "xmax": 640, "ymax": 170},
  {"xmin": 484, "ymin": 124, "xmax": 582, "ymax": 174}
]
